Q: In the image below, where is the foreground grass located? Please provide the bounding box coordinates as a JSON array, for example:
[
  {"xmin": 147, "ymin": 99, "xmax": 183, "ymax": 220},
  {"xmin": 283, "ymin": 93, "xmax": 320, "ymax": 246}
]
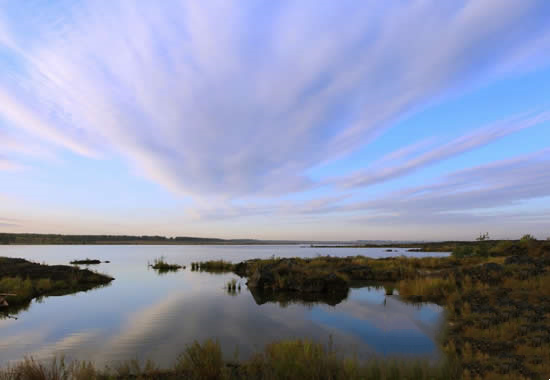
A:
[
  {"xmin": 0, "ymin": 339, "xmax": 457, "ymax": 380},
  {"xmin": 0, "ymin": 257, "xmax": 113, "ymax": 310}
]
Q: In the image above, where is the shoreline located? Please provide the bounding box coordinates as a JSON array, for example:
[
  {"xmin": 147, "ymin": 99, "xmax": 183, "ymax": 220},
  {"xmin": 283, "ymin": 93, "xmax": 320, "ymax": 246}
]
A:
[{"xmin": 2, "ymin": 239, "xmax": 549, "ymax": 378}]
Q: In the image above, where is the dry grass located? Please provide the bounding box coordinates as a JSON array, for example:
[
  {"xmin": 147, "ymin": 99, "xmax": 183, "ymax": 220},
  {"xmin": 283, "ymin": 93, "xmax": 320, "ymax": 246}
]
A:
[{"xmin": 0, "ymin": 339, "xmax": 456, "ymax": 380}]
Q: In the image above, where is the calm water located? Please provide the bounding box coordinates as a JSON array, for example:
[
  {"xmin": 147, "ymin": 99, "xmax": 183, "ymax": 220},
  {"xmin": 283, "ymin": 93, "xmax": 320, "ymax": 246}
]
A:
[{"xmin": 0, "ymin": 245, "xmax": 448, "ymax": 367}]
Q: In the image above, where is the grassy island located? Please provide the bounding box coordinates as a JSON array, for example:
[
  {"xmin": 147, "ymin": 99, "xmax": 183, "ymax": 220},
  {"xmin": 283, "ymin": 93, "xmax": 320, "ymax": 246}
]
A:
[
  {"xmin": 148, "ymin": 257, "xmax": 183, "ymax": 273},
  {"xmin": 0, "ymin": 257, "xmax": 113, "ymax": 312}
]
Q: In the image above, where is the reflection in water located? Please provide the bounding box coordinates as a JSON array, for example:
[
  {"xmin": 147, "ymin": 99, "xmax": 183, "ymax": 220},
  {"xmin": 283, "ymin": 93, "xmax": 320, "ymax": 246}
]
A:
[
  {"xmin": 150, "ymin": 267, "xmax": 182, "ymax": 275},
  {"xmin": 0, "ymin": 245, "xmax": 447, "ymax": 367},
  {"xmin": 249, "ymin": 287, "xmax": 349, "ymax": 307},
  {"xmin": 2, "ymin": 282, "xmax": 113, "ymax": 318},
  {"xmin": 1, "ymin": 302, "xmax": 29, "ymax": 320}
]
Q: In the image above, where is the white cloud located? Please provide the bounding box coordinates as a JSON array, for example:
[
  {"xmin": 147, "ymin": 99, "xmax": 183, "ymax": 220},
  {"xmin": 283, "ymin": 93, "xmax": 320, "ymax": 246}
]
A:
[{"xmin": 0, "ymin": 0, "xmax": 549, "ymax": 201}]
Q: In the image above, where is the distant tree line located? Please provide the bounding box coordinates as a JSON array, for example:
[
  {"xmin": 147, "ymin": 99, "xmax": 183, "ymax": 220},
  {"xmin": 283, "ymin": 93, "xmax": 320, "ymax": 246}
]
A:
[{"xmin": 0, "ymin": 233, "xmax": 230, "ymax": 245}]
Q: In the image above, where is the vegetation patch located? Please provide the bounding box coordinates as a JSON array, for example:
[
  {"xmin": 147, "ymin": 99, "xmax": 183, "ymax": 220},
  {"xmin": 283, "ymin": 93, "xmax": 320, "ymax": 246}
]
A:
[
  {"xmin": 191, "ymin": 260, "xmax": 234, "ymax": 273},
  {"xmin": 0, "ymin": 257, "xmax": 113, "ymax": 312},
  {"xmin": 70, "ymin": 258, "xmax": 102, "ymax": 265},
  {"xmin": 148, "ymin": 257, "xmax": 183, "ymax": 273}
]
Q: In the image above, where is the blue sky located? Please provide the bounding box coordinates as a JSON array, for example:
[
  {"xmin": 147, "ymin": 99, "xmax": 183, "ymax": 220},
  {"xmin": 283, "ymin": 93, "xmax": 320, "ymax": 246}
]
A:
[{"xmin": 1, "ymin": 0, "xmax": 549, "ymax": 240}]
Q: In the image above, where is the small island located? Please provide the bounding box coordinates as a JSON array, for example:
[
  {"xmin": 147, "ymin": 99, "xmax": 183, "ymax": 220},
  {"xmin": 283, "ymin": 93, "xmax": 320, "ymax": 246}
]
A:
[
  {"xmin": 148, "ymin": 257, "xmax": 183, "ymax": 273},
  {"xmin": 70, "ymin": 258, "xmax": 102, "ymax": 265},
  {"xmin": 0, "ymin": 257, "xmax": 114, "ymax": 310}
]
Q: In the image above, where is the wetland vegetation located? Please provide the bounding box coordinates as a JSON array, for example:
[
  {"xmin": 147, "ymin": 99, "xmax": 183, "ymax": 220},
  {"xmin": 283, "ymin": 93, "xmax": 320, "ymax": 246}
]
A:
[
  {"xmin": 197, "ymin": 238, "xmax": 550, "ymax": 379},
  {"xmin": 70, "ymin": 259, "xmax": 102, "ymax": 265},
  {"xmin": 0, "ymin": 257, "xmax": 113, "ymax": 313},
  {"xmin": 191, "ymin": 260, "xmax": 234, "ymax": 273},
  {"xmin": 0, "ymin": 338, "xmax": 457, "ymax": 380},
  {"xmin": 148, "ymin": 257, "xmax": 183, "ymax": 273}
]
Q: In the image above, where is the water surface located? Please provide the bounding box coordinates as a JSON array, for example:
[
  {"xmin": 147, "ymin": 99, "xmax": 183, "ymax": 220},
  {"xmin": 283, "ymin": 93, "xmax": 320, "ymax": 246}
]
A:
[{"xmin": 0, "ymin": 245, "xmax": 448, "ymax": 366}]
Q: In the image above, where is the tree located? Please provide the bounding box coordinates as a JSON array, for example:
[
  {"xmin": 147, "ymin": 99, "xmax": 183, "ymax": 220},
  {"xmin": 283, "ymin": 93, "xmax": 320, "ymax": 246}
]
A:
[{"xmin": 476, "ymin": 232, "xmax": 490, "ymax": 241}]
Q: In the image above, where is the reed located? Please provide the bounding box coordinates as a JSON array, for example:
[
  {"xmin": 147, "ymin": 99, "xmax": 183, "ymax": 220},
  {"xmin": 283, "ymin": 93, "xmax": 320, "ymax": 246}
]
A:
[
  {"xmin": 0, "ymin": 339, "xmax": 458, "ymax": 380},
  {"xmin": 149, "ymin": 256, "xmax": 182, "ymax": 272}
]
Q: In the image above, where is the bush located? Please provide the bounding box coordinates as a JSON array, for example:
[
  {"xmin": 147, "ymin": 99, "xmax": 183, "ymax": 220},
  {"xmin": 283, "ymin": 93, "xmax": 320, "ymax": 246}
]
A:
[
  {"xmin": 520, "ymin": 234, "xmax": 536, "ymax": 243},
  {"xmin": 174, "ymin": 339, "xmax": 225, "ymax": 380}
]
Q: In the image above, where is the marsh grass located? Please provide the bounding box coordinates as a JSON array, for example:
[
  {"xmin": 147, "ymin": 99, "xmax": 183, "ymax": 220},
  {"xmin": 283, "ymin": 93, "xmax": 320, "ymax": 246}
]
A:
[
  {"xmin": 0, "ymin": 339, "xmax": 458, "ymax": 380},
  {"xmin": 0, "ymin": 357, "xmax": 99, "ymax": 380},
  {"xmin": 148, "ymin": 257, "xmax": 182, "ymax": 273},
  {"xmin": 398, "ymin": 276, "xmax": 457, "ymax": 302},
  {"xmin": 225, "ymin": 279, "xmax": 237, "ymax": 290},
  {"xmin": 394, "ymin": 241, "xmax": 550, "ymax": 378},
  {"xmin": 191, "ymin": 260, "xmax": 234, "ymax": 273},
  {"xmin": 194, "ymin": 240, "xmax": 550, "ymax": 378}
]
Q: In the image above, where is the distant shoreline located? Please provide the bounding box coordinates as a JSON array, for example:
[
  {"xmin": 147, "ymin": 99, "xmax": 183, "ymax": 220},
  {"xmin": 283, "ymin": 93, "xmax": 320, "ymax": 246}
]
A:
[
  {"xmin": 0, "ymin": 232, "xmax": 300, "ymax": 245},
  {"xmin": 0, "ymin": 232, "xmax": 437, "ymax": 246}
]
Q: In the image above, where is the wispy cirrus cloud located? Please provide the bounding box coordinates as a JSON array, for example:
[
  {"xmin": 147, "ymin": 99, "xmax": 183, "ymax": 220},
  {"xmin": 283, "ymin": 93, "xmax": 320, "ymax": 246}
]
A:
[
  {"xmin": 331, "ymin": 111, "xmax": 550, "ymax": 188},
  {"xmin": 341, "ymin": 149, "xmax": 550, "ymax": 223},
  {"xmin": 187, "ymin": 149, "xmax": 550, "ymax": 225},
  {"xmin": 0, "ymin": 0, "xmax": 549, "ymax": 200}
]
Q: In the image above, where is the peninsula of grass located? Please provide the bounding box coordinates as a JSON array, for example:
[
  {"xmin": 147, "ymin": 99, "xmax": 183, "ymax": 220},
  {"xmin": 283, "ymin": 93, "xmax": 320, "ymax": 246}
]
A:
[
  {"xmin": 0, "ymin": 257, "xmax": 114, "ymax": 310},
  {"xmin": 0, "ymin": 338, "xmax": 458, "ymax": 380},
  {"xmin": 70, "ymin": 258, "xmax": 102, "ymax": 265},
  {"xmin": 197, "ymin": 238, "xmax": 550, "ymax": 379},
  {"xmin": 148, "ymin": 257, "xmax": 182, "ymax": 273}
]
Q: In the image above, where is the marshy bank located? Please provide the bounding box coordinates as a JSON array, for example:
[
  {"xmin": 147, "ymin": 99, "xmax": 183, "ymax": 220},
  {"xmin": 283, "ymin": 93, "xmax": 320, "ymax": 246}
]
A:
[
  {"xmin": 0, "ymin": 257, "xmax": 113, "ymax": 312},
  {"xmin": 197, "ymin": 239, "xmax": 550, "ymax": 379},
  {"xmin": 0, "ymin": 338, "xmax": 457, "ymax": 380}
]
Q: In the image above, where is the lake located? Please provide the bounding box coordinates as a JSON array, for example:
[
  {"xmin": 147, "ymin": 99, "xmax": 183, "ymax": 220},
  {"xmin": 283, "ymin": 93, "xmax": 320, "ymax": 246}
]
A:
[{"xmin": 0, "ymin": 245, "xmax": 449, "ymax": 367}]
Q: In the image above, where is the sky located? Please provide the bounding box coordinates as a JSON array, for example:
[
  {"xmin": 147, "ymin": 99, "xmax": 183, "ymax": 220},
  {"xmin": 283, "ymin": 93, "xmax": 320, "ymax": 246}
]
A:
[{"xmin": 1, "ymin": 0, "xmax": 550, "ymax": 241}]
